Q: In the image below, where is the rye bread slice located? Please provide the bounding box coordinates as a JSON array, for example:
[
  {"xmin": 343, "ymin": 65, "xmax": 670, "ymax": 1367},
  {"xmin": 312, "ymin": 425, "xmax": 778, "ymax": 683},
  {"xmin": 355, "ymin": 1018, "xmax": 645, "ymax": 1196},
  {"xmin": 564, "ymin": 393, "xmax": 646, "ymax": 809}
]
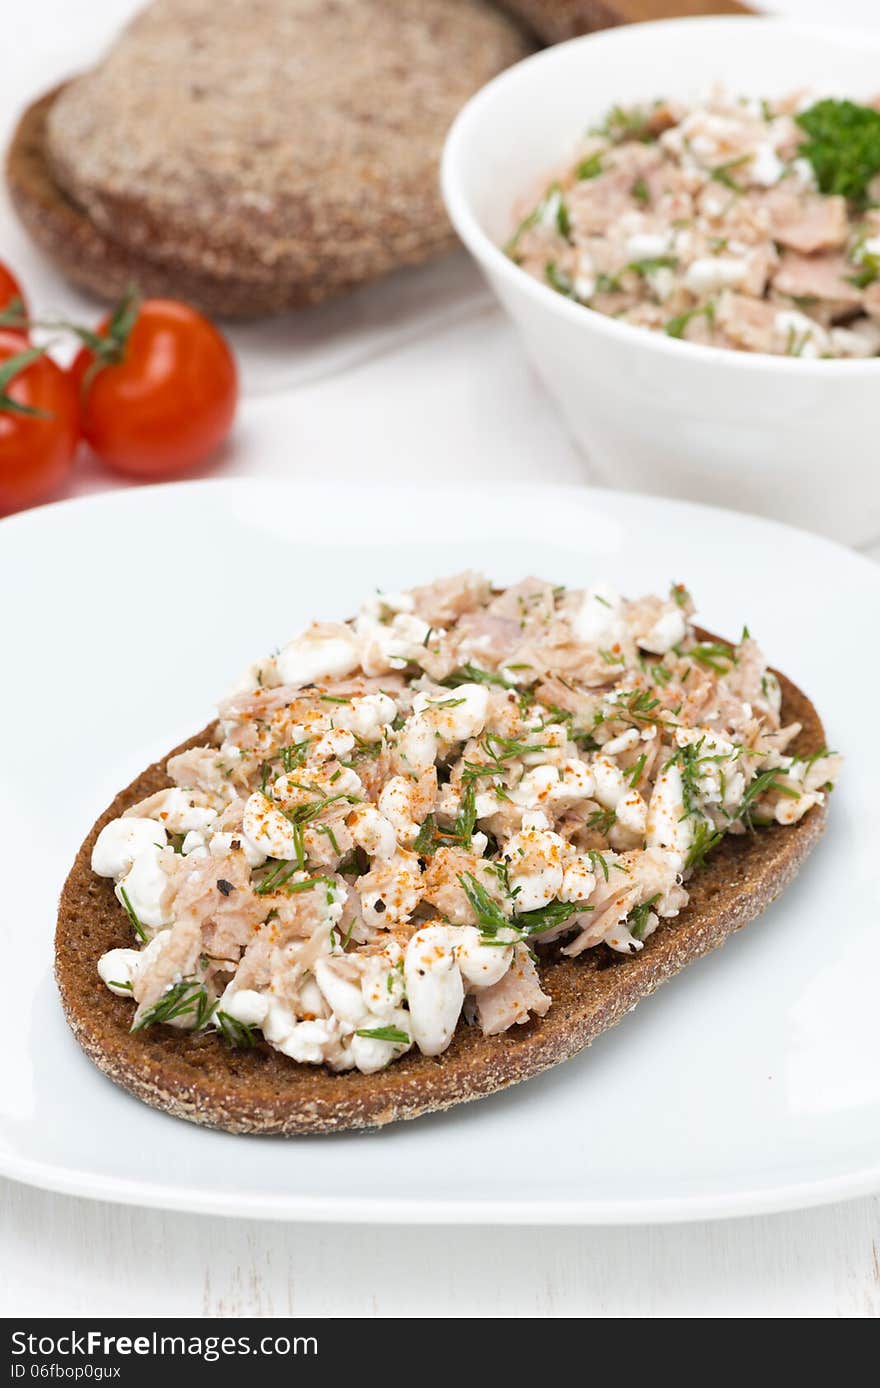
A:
[
  {"xmin": 55, "ymin": 658, "xmax": 827, "ymax": 1135},
  {"xmin": 6, "ymin": 0, "xmax": 532, "ymax": 319},
  {"xmin": 6, "ymin": 87, "xmax": 296, "ymax": 320}
]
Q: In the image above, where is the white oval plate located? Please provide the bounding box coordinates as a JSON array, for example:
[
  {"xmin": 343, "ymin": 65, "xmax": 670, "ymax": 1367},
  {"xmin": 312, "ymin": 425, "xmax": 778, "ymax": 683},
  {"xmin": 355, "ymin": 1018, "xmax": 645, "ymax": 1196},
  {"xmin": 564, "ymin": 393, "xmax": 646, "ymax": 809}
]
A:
[{"xmin": 1, "ymin": 479, "xmax": 876, "ymax": 1224}]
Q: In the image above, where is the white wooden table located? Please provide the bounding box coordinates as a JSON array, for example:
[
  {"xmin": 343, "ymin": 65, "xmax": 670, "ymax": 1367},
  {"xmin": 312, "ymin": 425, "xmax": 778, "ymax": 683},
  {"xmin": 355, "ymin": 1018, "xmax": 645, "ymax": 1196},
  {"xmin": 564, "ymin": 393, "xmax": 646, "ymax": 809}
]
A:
[{"xmin": 2, "ymin": 0, "xmax": 879, "ymax": 1319}]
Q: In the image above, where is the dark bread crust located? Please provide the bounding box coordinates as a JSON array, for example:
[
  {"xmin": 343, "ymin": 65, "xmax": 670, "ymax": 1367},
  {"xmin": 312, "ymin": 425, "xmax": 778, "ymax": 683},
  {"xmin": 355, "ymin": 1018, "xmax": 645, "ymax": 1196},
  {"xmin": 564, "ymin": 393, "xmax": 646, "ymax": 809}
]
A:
[
  {"xmin": 55, "ymin": 662, "xmax": 827, "ymax": 1134},
  {"xmin": 494, "ymin": 0, "xmax": 750, "ymax": 45}
]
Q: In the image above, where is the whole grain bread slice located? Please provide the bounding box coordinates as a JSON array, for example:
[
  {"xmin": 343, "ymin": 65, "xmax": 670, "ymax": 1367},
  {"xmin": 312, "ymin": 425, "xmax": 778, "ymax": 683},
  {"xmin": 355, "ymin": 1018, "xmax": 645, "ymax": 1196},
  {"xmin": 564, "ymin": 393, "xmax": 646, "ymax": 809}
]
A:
[
  {"xmin": 6, "ymin": 0, "xmax": 532, "ymax": 318},
  {"xmin": 55, "ymin": 659, "xmax": 827, "ymax": 1135},
  {"xmin": 6, "ymin": 87, "xmax": 296, "ymax": 320}
]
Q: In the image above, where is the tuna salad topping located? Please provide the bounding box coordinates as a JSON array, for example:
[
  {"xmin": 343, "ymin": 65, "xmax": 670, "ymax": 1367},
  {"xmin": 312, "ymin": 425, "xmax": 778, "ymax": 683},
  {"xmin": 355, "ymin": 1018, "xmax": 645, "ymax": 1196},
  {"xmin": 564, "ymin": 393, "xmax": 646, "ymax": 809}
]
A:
[
  {"xmin": 92, "ymin": 573, "xmax": 840, "ymax": 1073},
  {"xmin": 507, "ymin": 92, "xmax": 880, "ymax": 358}
]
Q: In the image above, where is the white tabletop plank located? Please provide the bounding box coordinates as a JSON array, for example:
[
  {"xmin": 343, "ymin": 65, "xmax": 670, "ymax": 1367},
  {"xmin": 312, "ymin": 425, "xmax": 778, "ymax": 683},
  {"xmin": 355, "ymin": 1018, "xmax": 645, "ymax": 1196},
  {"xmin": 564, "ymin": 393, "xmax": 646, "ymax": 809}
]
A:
[
  {"xmin": 2, "ymin": 0, "xmax": 879, "ymax": 1320},
  {"xmin": 3, "ymin": 1180, "xmax": 879, "ymax": 1317}
]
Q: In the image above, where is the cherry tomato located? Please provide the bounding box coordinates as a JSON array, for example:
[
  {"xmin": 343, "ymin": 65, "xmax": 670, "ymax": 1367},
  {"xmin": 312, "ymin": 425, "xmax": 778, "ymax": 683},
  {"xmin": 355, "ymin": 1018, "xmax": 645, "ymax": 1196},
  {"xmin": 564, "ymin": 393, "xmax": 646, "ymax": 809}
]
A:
[
  {"xmin": 0, "ymin": 332, "xmax": 80, "ymax": 514},
  {"xmin": 71, "ymin": 299, "xmax": 238, "ymax": 478},
  {"xmin": 0, "ymin": 262, "xmax": 28, "ymax": 338}
]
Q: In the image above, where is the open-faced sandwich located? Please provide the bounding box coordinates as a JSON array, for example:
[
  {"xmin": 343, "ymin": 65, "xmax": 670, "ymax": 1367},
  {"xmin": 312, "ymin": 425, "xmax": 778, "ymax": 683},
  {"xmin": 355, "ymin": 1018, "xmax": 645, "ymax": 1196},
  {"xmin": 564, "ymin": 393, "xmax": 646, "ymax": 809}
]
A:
[{"xmin": 56, "ymin": 573, "xmax": 839, "ymax": 1133}]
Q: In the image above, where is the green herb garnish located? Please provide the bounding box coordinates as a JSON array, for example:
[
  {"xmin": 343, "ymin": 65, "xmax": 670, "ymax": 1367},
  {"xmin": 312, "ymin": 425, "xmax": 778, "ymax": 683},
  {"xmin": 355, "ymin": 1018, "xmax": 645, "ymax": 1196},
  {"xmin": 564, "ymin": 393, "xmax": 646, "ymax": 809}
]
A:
[
  {"xmin": 736, "ymin": 768, "xmax": 800, "ymax": 828},
  {"xmin": 118, "ymin": 884, "xmax": 148, "ymax": 943},
  {"xmin": 587, "ymin": 849, "xmax": 609, "ymax": 881},
  {"xmin": 255, "ymin": 859, "xmax": 302, "ymax": 895},
  {"xmin": 216, "ymin": 1012, "xmax": 258, "ymax": 1048},
  {"xmin": 442, "ymin": 663, "xmax": 514, "ymax": 689},
  {"xmin": 625, "ymin": 255, "xmax": 678, "ymax": 277},
  {"xmin": 355, "ymin": 1025, "xmax": 410, "ymax": 1045},
  {"xmin": 131, "ymin": 980, "xmax": 215, "ymax": 1033},
  {"xmin": 413, "ymin": 814, "xmax": 438, "ymax": 856},
  {"xmin": 626, "ymin": 753, "xmax": 647, "ymax": 786},
  {"xmin": 597, "ymin": 103, "xmax": 659, "ymax": 144},
  {"xmin": 681, "ymin": 640, "xmax": 736, "ymax": 674},
  {"xmin": 664, "ymin": 301, "xmax": 715, "ymax": 340},
  {"xmin": 545, "ymin": 261, "xmax": 577, "ymax": 299},
  {"xmin": 505, "ymin": 185, "xmax": 569, "ymax": 258},
  {"xmin": 710, "ymin": 154, "xmax": 751, "ymax": 190},
  {"xmin": 587, "ymin": 806, "xmax": 617, "ymax": 835},
  {"xmin": 628, "ymin": 893, "xmax": 660, "ymax": 940},
  {"xmin": 260, "ymin": 738, "xmax": 310, "ymax": 791},
  {"xmin": 847, "ymin": 251, "xmax": 880, "ymax": 288},
  {"xmin": 796, "ymin": 98, "xmax": 880, "ymax": 207},
  {"xmin": 685, "ymin": 818, "xmax": 724, "ymax": 872},
  {"xmin": 452, "ymin": 779, "xmax": 478, "ymax": 846},
  {"xmin": 459, "ymin": 872, "xmax": 510, "ymax": 936},
  {"xmin": 576, "ymin": 152, "xmax": 604, "ymax": 180},
  {"xmin": 515, "ymin": 898, "xmax": 591, "ymax": 937}
]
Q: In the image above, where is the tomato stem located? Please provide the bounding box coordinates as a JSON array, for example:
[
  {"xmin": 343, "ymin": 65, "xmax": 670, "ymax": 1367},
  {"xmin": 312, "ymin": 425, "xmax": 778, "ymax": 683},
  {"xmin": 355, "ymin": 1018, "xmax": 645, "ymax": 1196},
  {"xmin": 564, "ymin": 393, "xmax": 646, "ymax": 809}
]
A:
[
  {"xmin": 0, "ymin": 297, "xmax": 27, "ymax": 331},
  {"xmin": 81, "ymin": 285, "xmax": 142, "ymax": 397},
  {"xmin": 0, "ymin": 344, "xmax": 53, "ymax": 419},
  {"xmin": 0, "ymin": 285, "xmax": 142, "ymax": 401}
]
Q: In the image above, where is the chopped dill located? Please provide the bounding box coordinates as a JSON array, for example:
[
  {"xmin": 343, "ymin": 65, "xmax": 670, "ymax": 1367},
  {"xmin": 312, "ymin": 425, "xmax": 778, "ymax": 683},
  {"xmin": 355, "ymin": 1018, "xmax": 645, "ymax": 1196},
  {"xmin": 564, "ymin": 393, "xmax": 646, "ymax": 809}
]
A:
[
  {"xmin": 709, "ymin": 154, "xmax": 750, "ymax": 190},
  {"xmin": 515, "ymin": 898, "xmax": 591, "ymax": 937},
  {"xmin": 545, "ymin": 261, "xmax": 577, "ymax": 298},
  {"xmin": 665, "ymin": 301, "xmax": 715, "ymax": 340},
  {"xmin": 576, "ymin": 152, "xmax": 604, "ymax": 180},
  {"xmin": 131, "ymin": 980, "xmax": 215, "ymax": 1033},
  {"xmin": 458, "ymin": 872, "xmax": 510, "ymax": 936},
  {"xmin": 216, "ymin": 1012, "xmax": 258, "ymax": 1048},
  {"xmin": 626, "ymin": 752, "xmax": 647, "ymax": 786},
  {"xmin": 685, "ymin": 818, "xmax": 724, "ymax": 872},
  {"xmin": 413, "ymin": 814, "xmax": 438, "ymax": 856},
  {"xmin": 587, "ymin": 849, "xmax": 610, "ymax": 881},
  {"xmin": 682, "ymin": 641, "xmax": 736, "ymax": 673},
  {"xmin": 118, "ymin": 885, "xmax": 148, "ymax": 943},
  {"xmin": 628, "ymin": 893, "xmax": 660, "ymax": 940},
  {"xmin": 587, "ymin": 806, "xmax": 617, "ymax": 835},
  {"xmin": 355, "ymin": 1025, "xmax": 410, "ymax": 1044},
  {"xmin": 442, "ymin": 663, "xmax": 514, "ymax": 690}
]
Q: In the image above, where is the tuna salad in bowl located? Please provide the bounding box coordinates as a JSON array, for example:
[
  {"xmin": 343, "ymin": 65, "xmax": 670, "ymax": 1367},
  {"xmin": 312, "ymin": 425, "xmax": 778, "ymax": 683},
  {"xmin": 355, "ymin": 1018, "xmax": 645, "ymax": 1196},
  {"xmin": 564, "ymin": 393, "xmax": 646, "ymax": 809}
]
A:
[
  {"xmin": 507, "ymin": 89, "xmax": 880, "ymax": 360},
  {"xmin": 442, "ymin": 17, "xmax": 880, "ymax": 544}
]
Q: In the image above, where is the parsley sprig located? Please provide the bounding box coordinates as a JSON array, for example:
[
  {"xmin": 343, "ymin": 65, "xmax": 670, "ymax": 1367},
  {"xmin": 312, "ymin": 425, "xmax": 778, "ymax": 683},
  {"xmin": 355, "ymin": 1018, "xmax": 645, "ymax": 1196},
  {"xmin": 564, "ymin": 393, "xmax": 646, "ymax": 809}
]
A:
[{"xmin": 796, "ymin": 98, "xmax": 880, "ymax": 207}]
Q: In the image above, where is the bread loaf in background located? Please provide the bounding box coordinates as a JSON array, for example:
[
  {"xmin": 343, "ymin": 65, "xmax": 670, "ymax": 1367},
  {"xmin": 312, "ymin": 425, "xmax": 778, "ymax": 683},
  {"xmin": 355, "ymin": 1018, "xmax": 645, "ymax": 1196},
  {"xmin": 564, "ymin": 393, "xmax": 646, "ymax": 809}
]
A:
[{"xmin": 7, "ymin": 0, "xmax": 533, "ymax": 317}]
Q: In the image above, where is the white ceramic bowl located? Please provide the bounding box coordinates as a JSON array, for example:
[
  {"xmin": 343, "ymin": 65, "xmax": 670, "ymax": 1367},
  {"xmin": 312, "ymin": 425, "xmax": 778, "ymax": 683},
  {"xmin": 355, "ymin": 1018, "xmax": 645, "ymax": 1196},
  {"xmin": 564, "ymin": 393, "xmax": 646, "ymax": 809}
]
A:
[{"xmin": 442, "ymin": 16, "xmax": 880, "ymax": 546}]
